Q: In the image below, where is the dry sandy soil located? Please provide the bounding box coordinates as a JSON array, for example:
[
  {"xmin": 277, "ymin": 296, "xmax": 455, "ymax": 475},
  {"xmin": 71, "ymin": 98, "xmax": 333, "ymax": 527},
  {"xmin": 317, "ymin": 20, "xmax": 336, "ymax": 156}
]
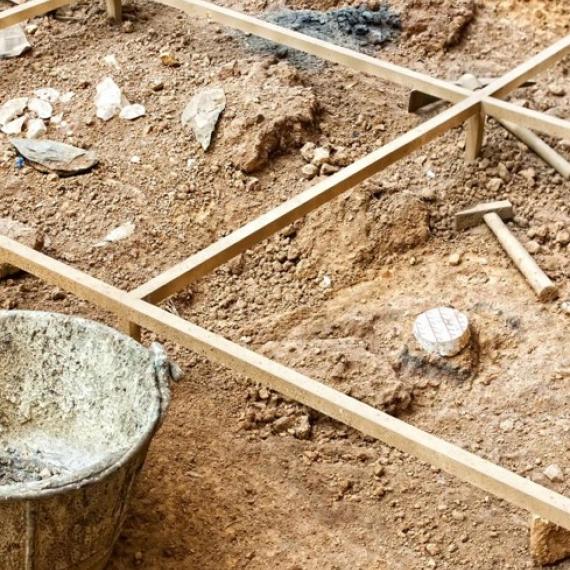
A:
[{"xmin": 1, "ymin": 0, "xmax": 570, "ymax": 568}]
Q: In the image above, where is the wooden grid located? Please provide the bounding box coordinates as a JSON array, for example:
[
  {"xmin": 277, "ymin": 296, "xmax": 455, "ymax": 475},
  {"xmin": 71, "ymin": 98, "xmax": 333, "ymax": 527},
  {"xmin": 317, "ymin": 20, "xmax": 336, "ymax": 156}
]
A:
[{"xmin": 2, "ymin": 0, "xmax": 570, "ymax": 540}]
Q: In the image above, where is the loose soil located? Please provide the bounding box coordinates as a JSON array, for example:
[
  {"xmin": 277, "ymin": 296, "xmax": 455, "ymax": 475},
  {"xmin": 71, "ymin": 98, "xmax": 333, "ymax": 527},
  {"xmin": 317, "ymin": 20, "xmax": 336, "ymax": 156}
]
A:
[{"xmin": 1, "ymin": 0, "xmax": 570, "ymax": 568}]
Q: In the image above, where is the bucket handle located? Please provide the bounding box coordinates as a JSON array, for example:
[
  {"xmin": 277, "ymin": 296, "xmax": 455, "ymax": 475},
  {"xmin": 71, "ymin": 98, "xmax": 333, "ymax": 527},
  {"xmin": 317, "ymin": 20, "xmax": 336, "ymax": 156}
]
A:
[{"xmin": 149, "ymin": 342, "xmax": 179, "ymax": 424}]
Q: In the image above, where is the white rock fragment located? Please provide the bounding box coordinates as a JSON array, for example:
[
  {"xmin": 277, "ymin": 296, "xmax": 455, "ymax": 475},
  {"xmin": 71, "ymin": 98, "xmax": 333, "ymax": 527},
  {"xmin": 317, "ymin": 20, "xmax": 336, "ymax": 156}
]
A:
[
  {"xmin": 96, "ymin": 221, "xmax": 135, "ymax": 246},
  {"xmin": 59, "ymin": 91, "xmax": 75, "ymax": 104},
  {"xmin": 1, "ymin": 115, "xmax": 26, "ymax": 135},
  {"xmin": 312, "ymin": 147, "xmax": 330, "ymax": 167},
  {"xmin": 95, "ymin": 77, "xmax": 126, "ymax": 121},
  {"xmin": 103, "ymin": 54, "xmax": 120, "ymax": 70},
  {"xmin": 0, "ymin": 97, "xmax": 28, "ymax": 126},
  {"xmin": 181, "ymin": 87, "xmax": 226, "ymax": 151},
  {"xmin": 50, "ymin": 113, "xmax": 63, "ymax": 126},
  {"xmin": 119, "ymin": 104, "xmax": 145, "ymax": 120},
  {"xmin": 34, "ymin": 88, "xmax": 60, "ymax": 103},
  {"xmin": 186, "ymin": 157, "xmax": 196, "ymax": 170},
  {"xmin": 320, "ymin": 275, "xmax": 332, "ymax": 289},
  {"xmin": 426, "ymin": 169, "xmax": 436, "ymax": 179},
  {"xmin": 26, "ymin": 118, "xmax": 47, "ymax": 139},
  {"xmin": 0, "ymin": 24, "xmax": 31, "ymax": 59},
  {"xmin": 130, "ymin": 155, "xmax": 141, "ymax": 164},
  {"xmin": 543, "ymin": 464, "xmax": 564, "ymax": 483},
  {"xmin": 413, "ymin": 307, "xmax": 471, "ymax": 357},
  {"xmin": 28, "ymin": 97, "xmax": 53, "ymax": 119}
]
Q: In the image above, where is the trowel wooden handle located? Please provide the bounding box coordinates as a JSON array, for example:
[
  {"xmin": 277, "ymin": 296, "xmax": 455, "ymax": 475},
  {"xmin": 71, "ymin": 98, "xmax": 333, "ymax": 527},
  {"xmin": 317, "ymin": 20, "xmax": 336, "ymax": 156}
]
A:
[{"xmin": 483, "ymin": 212, "xmax": 558, "ymax": 302}]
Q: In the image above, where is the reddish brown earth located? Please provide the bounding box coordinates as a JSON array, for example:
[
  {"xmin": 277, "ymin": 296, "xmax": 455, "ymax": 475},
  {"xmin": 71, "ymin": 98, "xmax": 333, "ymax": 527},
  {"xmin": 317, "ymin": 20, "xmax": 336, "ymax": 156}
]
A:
[{"xmin": 1, "ymin": 0, "xmax": 570, "ymax": 568}]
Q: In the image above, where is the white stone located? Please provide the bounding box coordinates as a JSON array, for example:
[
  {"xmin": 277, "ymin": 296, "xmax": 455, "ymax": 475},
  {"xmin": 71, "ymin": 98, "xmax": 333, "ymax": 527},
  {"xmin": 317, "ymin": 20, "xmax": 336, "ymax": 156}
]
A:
[
  {"xmin": 103, "ymin": 54, "xmax": 120, "ymax": 70},
  {"xmin": 1, "ymin": 115, "xmax": 26, "ymax": 135},
  {"xmin": 59, "ymin": 91, "xmax": 75, "ymax": 104},
  {"xmin": 95, "ymin": 77, "xmax": 126, "ymax": 121},
  {"xmin": 26, "ymin": 118, "xmax": 47, "ymax": 139},
  {"xmin": 28, "ymin": 97, "xmax": 53, "ymax": 119},
  {"xmin": 0, "ymin": 97, "xmax": 28, "ymax": 126},
  {"xmin": 119, "ymin": 104, "xmax": 145, "ymax": 120},
  {"xmin": 34, "ymin": 88, "xmax": 60, "ymax": 103},
  {"xmin": 96, "ymin": 222, "xmax": 135, "ymax": 246},
  {"xmin": 543, "ymin": 464, "xmax": 564, "ymax": 482},
  {"xmin": 413, "ymin": 307, "xmax": 471, "ymax": 357},
  {"xmin": 181, "ymin": 87, "xmax": 226, "ymax": 151},
  {"xmin": 312, "ymin": 147, "xmax": 331, "ymax": 167}
]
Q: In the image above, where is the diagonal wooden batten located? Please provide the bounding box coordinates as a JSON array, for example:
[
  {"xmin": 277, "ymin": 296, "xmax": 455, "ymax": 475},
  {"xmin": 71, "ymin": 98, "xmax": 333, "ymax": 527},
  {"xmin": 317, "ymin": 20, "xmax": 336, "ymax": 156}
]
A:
[
  {"xmin": 479, "ymin": 34, "xmax": 570, "ymax": 101},
  {"xmin": 3, "ymin": 234, "xmax": 570, "ymax": 531},
  {"xmin": 0, "ymin": 0, "xmax": 72, "ymax": 29},
  {"xmin": 482, "ymin": 98, "xmax": 570, "ymax": 140},
  {"xmin": 132, "ymin": 96, "xmax": 478, "ymax": 304},
  {"xmin": 155, "ymin": 0, "xmax": 469, "ymax": 103}
]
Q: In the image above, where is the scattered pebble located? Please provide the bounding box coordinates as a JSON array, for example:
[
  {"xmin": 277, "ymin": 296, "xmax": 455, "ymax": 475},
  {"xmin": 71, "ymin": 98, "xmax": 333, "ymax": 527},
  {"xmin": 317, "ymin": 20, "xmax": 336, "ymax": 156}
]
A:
[
  {"xmin": 448, "ymin": 252, "xmax": 462, "ymax": 266},
  {"xmin": 543, "ymin": 464, "xmax": 564, "ymax": 483}
]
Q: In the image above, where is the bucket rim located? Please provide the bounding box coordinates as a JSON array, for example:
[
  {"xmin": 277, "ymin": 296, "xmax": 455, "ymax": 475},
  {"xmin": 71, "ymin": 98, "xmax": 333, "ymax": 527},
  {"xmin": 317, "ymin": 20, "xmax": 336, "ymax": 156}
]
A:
[{"xmin": 0, "ymin": 310, "xmax": 167, "ymax": 501}]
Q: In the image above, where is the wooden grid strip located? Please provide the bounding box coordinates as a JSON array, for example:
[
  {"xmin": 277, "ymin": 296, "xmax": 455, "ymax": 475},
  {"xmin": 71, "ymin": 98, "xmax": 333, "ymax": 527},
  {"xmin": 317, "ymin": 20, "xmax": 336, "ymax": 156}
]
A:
[
  {"xmin": 2, "ymin": 0, "xmax": 570, "ymax": 542},
  {"xmin": 3, "ymin": 234, "xmax": 570, "ymax": 531}
]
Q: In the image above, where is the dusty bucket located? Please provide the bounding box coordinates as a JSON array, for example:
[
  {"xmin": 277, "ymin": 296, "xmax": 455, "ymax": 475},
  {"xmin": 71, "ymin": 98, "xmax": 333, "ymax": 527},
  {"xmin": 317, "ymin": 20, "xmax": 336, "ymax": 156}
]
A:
[{"xmin": 0, "ymin": 310, "xmax": 171, "ymax": 570}]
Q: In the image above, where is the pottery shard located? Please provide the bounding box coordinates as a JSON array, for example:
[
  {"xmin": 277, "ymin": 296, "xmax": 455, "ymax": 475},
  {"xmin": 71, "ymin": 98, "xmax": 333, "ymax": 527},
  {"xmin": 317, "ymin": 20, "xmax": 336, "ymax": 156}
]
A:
[
  {"xmin": 530, "ymin": 515, "xmax": 570, "ymax": 566},
  {"xmin": 0, "ymin": 218, "xmax": 43, "ymax": 279},
  {"xmin": 181, "ymin": 87, "xmax": 226, "ymax": 151}
]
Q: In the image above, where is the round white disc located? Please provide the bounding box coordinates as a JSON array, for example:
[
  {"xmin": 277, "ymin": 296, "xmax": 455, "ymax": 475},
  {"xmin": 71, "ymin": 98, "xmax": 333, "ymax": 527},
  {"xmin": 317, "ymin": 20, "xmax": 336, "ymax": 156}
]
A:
[{"xmin": 413, "ymin": 307, "xmax": 471, "ymax": 357}]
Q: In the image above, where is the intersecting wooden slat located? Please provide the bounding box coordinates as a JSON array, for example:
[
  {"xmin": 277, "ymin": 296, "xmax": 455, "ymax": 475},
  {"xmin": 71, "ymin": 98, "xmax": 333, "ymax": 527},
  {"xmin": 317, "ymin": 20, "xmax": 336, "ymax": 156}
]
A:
[{"xmin": 2, "ymin": 234, "xmax": 570, "ymax": 531}]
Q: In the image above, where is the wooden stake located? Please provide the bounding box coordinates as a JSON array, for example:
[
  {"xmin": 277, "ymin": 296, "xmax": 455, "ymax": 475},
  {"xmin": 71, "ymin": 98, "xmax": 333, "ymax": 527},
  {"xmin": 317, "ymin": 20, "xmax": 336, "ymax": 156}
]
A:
[{"xmin": 104, "ymin": 0, "xmax": 122, "ymax": 23}]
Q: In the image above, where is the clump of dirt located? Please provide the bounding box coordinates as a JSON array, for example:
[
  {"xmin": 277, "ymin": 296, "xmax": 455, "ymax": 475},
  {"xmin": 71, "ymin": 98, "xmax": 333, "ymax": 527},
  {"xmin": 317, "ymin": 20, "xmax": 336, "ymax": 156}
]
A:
[
  {"xmin": 260, "ymin": 338, "xmax": 414, "ymax": 415},
  {"xmin": 402, "ymin": 0, "xmax": 475, "ymax": 52},
  {"xmin": 246, "ymin": 4, "xmax": 401, "ymax": 66},
  {"xmin": 294, "ymin": 191, "xmax": 431, "ymax": 279},
  {"xmin": 222, "ymin": 59, "xmax": 320, "ymax": 173}
]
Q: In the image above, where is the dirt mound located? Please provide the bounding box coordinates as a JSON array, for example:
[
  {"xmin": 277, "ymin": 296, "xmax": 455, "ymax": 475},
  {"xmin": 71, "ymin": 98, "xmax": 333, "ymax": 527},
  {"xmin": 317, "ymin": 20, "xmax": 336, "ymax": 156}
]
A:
[
  {"xmin": 294, "ymin": 190, "xmax": 431, "ymax": 279},
  {"xmin": 260, "ymin": 337, "xmax": 413, "ymax": 415},
  {"xmin": 221, "ymin": 59, "xmax": 320, "ymax": 173},
  {"xmin": 402, "ymin": 0, "xmax": 475, "ymax": 52}
]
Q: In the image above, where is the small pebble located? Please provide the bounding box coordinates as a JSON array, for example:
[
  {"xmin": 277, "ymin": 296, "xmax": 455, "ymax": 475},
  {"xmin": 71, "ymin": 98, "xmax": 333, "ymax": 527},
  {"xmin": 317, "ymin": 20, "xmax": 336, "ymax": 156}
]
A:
[
  {"xmin": 543, "ymin": 464, "xmax": 564, "ymax": 482},
  {"xmin": 448, "ymin": 252, "xmax": 462, "ymax": 266}
]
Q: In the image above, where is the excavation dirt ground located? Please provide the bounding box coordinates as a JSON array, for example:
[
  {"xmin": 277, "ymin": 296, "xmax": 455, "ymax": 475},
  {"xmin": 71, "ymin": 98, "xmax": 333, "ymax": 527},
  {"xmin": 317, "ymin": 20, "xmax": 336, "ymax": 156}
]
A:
[{"xmin": 1, "ymin": 0, "xmax": 570, "ymax": 568}]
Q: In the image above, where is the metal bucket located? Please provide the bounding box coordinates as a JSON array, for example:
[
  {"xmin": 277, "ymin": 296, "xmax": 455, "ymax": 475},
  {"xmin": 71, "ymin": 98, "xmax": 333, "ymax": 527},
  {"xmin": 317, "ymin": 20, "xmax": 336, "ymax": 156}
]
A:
[{"xmin": 0, "ymin": 311, "xmax": 171, "ymax": 569}]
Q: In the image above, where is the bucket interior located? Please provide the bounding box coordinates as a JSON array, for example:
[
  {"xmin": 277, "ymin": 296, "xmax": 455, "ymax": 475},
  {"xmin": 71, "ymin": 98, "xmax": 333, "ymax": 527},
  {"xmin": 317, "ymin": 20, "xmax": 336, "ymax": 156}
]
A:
[{"xmin": 0, "ymin": 311, "xmax": 162, "ymax": 497}]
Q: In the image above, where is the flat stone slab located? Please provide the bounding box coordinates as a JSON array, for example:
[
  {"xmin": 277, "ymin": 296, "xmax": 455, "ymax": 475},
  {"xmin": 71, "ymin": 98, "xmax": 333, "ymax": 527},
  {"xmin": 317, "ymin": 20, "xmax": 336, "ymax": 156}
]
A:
[
  {"xmin": 0, "ymin": 218, "xmax": 43, "ymax": 279},
  {"xmin": 10, "ymin": 138, "xmax": 98, "ymax": 176}
]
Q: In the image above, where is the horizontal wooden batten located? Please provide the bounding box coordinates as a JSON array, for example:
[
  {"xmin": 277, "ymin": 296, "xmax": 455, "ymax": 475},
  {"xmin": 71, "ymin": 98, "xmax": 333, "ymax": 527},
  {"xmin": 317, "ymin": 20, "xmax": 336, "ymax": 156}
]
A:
[{"xmin": 3, "ymin": 235, "xmax": 570, "ymax": 531}]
